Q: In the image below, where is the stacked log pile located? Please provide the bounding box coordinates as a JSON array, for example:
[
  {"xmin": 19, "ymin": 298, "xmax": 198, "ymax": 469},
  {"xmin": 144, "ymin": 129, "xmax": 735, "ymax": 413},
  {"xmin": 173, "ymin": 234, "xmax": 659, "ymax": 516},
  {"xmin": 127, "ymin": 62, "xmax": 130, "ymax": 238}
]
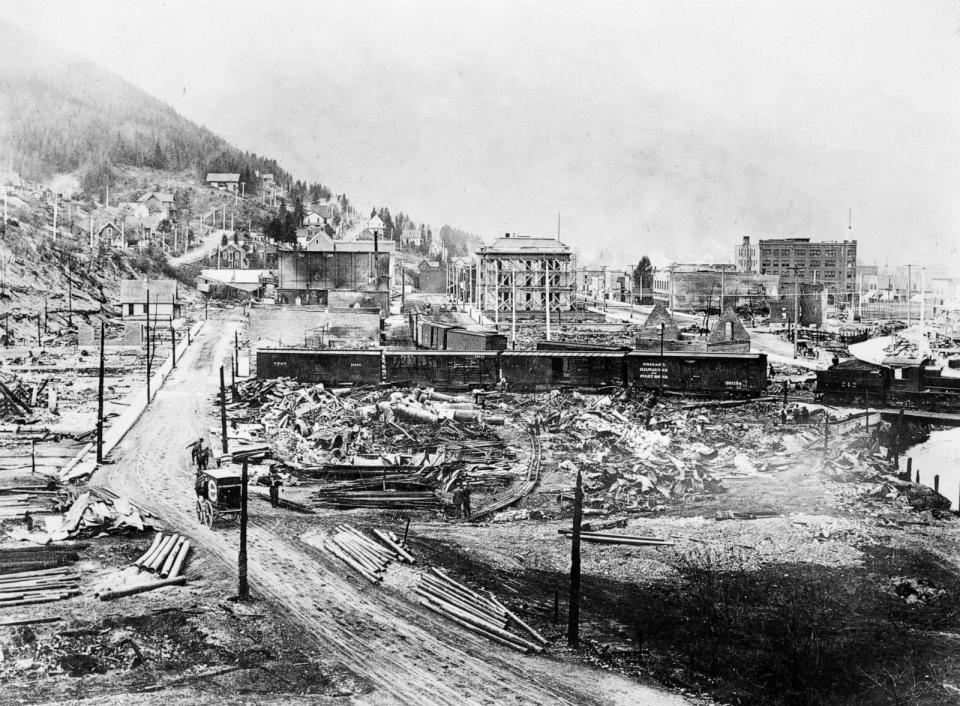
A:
[
  {"xmin": 416, "ymin": 568, "xmax": 547, "ymax": 654},
  {"xmin": 323, "ymin": 524, "xmax": 413, "ymax": 584},
  {"xmin": 97, "ymin": 531, "xmax": 193, "ymax": 601}
]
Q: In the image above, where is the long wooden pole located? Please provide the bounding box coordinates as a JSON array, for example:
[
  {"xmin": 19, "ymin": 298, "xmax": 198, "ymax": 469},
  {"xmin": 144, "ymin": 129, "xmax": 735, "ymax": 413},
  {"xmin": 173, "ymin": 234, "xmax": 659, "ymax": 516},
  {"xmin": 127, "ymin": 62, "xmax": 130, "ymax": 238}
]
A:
[
  {"xmin": 219, "ymin": 366, "xmax": 228, "ymax": 454},
  {"xmin": 239, "ymin": 459, "xmax": 249, "ymax": 600},
  {"xmin": 567, "ymin": 469, "xmax": 582, "ymax": 646},
  {"xmin": 145, "ymin": 289, "xmax": 151, "ymax": 402},
  {"xmin": 96, "ymin": 321, "xmax": 105, "ymax": 463}
]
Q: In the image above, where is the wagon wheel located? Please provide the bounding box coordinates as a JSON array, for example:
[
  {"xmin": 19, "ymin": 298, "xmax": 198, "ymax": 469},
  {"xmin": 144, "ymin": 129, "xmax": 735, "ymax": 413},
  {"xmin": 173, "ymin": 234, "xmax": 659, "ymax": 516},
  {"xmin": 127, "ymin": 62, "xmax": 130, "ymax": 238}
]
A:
[
  {"xmin": 195, "ymin": 499, "xmax": 204, "ymax": 524},
  {"xmin": 204, "ymin": 500, "xmax": 215, "ymax": 528}
]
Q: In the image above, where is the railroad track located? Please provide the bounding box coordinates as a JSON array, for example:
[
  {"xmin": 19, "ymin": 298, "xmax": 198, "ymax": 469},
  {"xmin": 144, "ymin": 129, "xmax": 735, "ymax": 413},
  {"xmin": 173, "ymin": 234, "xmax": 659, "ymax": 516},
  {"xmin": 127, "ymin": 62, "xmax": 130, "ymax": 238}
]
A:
[{"xmin": 472, "ymin": 431, "xmax": 542, "ymax": 520}]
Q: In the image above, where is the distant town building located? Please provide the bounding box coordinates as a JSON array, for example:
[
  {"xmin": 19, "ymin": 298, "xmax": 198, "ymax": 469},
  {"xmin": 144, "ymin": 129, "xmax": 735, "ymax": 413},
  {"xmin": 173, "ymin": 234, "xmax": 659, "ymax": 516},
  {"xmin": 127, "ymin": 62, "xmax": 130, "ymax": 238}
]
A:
[
  {"xmin": 197, "ymin": 269, "xmax": 270, "ymax": 300},
  {"xmin": 670, "ymin": 262, "xmax": 737, "ymax": 273},
  {"xmin": 418, "ymin": 260, "xmax": 446, "ymax": 293},
  {"xmin": 757, "ymin": 237, "xmax": 857, "ymax": 306},
  {"xmin": 652, "ymin": 269, "xmax": 779, "ymax": 312},
  {"xmin": 735, "ymin": 237, "xmax": 760, "ymax": 273},
  {"xmin": 275, "ymin": 239, "xmax": 392, "ymax": 314},
  {"xmin": 477, "ymin": 234, "xmax": 573, "ymax": 316},
  {"xmin": 97, "ymin": 221, "xmax": 124, "ymax": 249},
  {"xmin": 118, "ymin": 279, "xmax": 182, "ymax": 320},
  {"xmin": 205, "ymin": 173, "xmax": 241, "ymax": 191}
]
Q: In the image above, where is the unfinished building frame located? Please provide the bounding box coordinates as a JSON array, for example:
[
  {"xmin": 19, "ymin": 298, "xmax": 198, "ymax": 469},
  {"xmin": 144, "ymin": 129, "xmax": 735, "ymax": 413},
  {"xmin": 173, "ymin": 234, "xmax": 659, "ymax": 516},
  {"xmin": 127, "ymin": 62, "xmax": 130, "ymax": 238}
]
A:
[{"xmin": 478, "ymin": 237, "xmax": 574, "ymax": 318}]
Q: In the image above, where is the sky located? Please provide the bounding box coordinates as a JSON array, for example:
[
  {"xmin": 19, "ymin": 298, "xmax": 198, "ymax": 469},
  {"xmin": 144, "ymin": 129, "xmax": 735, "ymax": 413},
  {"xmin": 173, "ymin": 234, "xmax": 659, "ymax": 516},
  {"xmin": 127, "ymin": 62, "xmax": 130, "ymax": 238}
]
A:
[{"xmin": 1, "ymin": 0, "xmax": 958, "ymax": 270}]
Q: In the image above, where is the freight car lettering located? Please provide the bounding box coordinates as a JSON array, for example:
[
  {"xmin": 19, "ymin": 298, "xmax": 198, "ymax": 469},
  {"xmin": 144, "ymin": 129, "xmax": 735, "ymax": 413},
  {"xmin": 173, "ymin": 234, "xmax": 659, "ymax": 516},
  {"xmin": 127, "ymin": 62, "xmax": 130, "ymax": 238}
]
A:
[{"xmin": 633, "ymin": 362, "xmax": 667, "ymax": 379}]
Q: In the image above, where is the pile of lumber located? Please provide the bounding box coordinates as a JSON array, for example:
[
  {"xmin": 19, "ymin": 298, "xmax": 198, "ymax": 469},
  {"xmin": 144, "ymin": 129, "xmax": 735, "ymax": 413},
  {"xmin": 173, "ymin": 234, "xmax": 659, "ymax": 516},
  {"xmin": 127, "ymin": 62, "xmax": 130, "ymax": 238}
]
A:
[
  {"xmin": 0, "ymin": 543, "xmax": 87, "ymax": 574},
  {"xmin": 416, "ymin": 568, "xmax": 547, "ymax": 654},
  {"xmin": 323, "ymin": 524, "xmax": 414, "ymax": 584},
  {"xmin": 0, "ymin": 491, "xmax": 56, "ymax": 520},
  {"xmin": 0, "ymin": 566, "xmax": 81, "ymax": 607},
  {"xmin": 557, "ymin": 528, "xmax": 674, "ymax": 547}
]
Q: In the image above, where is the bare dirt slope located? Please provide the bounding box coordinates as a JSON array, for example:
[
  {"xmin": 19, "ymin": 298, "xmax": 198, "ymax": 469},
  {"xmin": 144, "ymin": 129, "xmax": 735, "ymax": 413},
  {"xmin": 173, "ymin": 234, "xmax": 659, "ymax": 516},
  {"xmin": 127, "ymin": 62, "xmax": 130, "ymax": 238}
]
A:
[{"xmin": 94, "ymin": 309, "xmax": 689, "ymax": 706}]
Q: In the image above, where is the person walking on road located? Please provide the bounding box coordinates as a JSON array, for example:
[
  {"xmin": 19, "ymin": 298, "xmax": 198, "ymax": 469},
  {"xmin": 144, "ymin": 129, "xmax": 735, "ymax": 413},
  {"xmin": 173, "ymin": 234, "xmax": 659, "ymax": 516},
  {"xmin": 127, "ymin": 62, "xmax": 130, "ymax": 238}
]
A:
[
  {"xmin": 451, "ymin": 486, "xmax": 464, "ymax": 519},
  {"xmin": 268, "ymin": 469, "xmax": 282, "ymax": 507},
  {"xmin": 461, "ymin": 485, "xmax": 472, "ymax": 519}
]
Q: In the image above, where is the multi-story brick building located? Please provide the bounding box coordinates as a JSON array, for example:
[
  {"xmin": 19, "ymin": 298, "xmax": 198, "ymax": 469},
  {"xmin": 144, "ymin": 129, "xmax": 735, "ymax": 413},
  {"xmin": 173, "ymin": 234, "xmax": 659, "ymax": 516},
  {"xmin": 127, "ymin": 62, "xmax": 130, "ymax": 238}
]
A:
[{"xmin": 756, "ymin": 237, "xmax": 857, "ymax": 305}]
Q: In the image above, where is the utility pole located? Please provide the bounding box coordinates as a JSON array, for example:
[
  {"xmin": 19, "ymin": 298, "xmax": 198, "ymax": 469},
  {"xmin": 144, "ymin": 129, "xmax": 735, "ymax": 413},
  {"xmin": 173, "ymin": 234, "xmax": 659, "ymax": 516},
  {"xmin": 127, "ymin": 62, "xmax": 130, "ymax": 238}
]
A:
[
  {"xmin": 659, "ymin": 322, "xmax": 665, "ymax": 393},
  {"xmin": 907, "ymin": 264, "xmax": 912, "ymax": 326},
  {"xmin": 494, "ymin": 259, "xmax": 499, "ymax": 328},
  {"xmin": 511, "ymin": 261, "xmax": 517, "ymax": 348},
  {"xmin": 792, "ymin": 267, "xmax": 799, "ymax": 359},
  {"xmin": 920, "ymin": 267, "xmax": 926, "ymax": 328},
  {"xmin": 170, "ymin": 316, "xmax": 176, "ymax": 369},
  {"xmin": 67, "ymin": 266, "xmax": 72, "ymax": 327},
  {"xmin": 145, "ymin": 290, "xmax": 152, "ymax": 402},
  {"xmin": 567, "ymin": 469, "xmax": 583, "ymax": 646},
  {"xmin": 238, "ymin": 458, "xmax": 249, "ymax": 600},
  {"xmin": 219, "ymin": 365, "xmax": 228, "ymax": 454},
  {"xmin": 35, "ymin": 314, "xmax": 41, "ymax": 349},
  {"xmin": 52, "ymin": 192, "xmax": 58, "ymax": 239},
  {"xmin": 97, "ymin": 321, "xmax": 105, "ymax": 463},
  {"xmin": 234, "ymin": 330, "xmax": 239, "ymax": 378},
  {"xmin": 545, "ymin": 259, "xmax": 552, "ymax": 341}
]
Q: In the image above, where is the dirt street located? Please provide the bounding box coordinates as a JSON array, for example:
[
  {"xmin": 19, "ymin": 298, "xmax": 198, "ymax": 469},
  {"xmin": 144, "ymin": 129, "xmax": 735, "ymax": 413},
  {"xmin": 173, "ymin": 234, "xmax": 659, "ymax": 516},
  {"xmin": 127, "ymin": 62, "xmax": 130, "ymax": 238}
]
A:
[{"xmin": 94, "ymin": 310, "xmax": 690, "ymax": 706}]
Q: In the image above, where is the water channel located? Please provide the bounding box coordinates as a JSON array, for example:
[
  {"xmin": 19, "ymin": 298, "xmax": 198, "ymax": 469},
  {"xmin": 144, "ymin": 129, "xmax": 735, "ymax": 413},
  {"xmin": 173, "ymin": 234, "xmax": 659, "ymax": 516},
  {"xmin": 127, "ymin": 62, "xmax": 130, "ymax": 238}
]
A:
[{"xmin": 906, "ymin": 426, "xmax": 960, "ymax": 510}]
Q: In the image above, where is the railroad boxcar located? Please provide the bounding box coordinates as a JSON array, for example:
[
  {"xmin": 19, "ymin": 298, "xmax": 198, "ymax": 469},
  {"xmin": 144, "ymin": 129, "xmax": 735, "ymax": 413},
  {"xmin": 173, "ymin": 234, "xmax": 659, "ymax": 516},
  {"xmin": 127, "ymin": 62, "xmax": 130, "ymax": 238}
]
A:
[
  {"xmin": 384, "ymin": 351, "xmax": 499, "ymax": 389},
  {"xmin": 418, "ymin": 321, "xmax": 459, "ymax": 350},
  {"xmin": 256, "ymin": 349, "xmax": 382, "ymax": 385},
  {"xmin": 446, "ymin": 328, "xmax": 507, "ymax": 352},
  {"xmin": 499, "ymin": 351, "xmax": 626, "ymax": 391},
  {"xmin": 536, "ymin": 341, "xmax": 631, "ymax": 351},
  {"xmin": 625, "ymin": 351, "xmax": 767, "ymax": 396}
]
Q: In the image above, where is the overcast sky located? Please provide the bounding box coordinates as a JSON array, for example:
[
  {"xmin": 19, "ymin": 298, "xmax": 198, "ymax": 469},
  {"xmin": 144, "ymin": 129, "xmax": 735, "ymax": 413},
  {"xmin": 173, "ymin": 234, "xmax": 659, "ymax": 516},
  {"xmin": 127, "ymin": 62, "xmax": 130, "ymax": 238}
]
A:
[{"xmin": 2, "ymin": 0, "xmax": 958, "ymax": 270}]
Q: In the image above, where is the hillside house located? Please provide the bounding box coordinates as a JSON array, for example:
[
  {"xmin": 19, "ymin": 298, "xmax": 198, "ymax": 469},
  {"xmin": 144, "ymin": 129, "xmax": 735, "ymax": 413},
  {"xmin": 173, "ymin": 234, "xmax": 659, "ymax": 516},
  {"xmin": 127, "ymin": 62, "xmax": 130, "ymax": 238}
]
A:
[
  {"xmin": 205, "ymin": 173, "xmax": 241, "ymax": 191},
  {"xmin": 361, "ymin": 215, "xmax": 386, "ymax": 241},
  {"xmin": 137, "ymin": 192, "xmax": 177, "ymax": 219},
  {"xmin": 97, "ymin": 221, "xmax": 124, "ymax": 249},
  {"xmin": 118, "ymin": 279, "xmax": 182, "ymax": 321},
  {"xmin": 303, "ymin": 211, "xmax": 327, "ymax": 227},
  {"xmin": 401, "ymin": 228, "xmax": 422, "ymax": 247},
  {"xmin": 218, "ymin": 241, "xmax": 250, "ymax": 269}
]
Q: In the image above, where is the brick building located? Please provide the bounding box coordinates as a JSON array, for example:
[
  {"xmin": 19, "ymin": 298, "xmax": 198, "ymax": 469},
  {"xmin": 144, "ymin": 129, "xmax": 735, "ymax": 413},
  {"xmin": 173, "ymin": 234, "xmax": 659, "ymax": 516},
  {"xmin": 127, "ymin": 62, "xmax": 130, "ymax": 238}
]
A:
[{"xmin": 755, "ymin": 237, "xmax": 857, "ymax": 306}]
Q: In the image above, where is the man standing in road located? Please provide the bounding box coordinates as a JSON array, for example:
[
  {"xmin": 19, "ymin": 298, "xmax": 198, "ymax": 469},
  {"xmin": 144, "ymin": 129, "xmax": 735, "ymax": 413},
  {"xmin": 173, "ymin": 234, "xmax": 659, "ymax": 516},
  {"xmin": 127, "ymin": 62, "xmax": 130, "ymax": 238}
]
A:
[
  {"xmin": 451, "ymin": 486, "xmax": 463, "ymax": 519},
  {"xmin": 268, "ymin": 468, "xmax": 282, "ymax": 507},
  {"xmin": 461, "ymin": 485, "xmax": 472, "ymax": 520}
]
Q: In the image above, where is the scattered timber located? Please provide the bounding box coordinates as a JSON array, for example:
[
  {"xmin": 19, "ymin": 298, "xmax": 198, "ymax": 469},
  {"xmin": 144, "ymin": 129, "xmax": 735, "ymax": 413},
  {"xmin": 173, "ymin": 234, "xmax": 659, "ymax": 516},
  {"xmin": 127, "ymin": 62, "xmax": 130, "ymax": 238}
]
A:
[{"xmin": 417, "ymin": 568, "xmax": 545, "ymax": 653}]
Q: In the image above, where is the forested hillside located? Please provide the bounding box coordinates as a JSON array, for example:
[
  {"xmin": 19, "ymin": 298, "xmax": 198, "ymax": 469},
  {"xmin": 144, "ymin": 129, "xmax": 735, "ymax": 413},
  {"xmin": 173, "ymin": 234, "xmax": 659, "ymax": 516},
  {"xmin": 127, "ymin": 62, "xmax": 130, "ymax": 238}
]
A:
[{"xmin": 0, "ymin": 20, "xmax": 292, "ymax": 196}]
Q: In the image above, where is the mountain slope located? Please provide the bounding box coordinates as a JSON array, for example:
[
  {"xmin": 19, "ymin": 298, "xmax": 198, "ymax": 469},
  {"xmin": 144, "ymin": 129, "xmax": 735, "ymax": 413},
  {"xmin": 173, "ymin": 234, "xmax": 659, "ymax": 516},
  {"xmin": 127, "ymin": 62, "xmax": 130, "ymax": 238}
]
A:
[{"xmin": 0, "ymin": 19, "xmax": 287, "ymax": 193}]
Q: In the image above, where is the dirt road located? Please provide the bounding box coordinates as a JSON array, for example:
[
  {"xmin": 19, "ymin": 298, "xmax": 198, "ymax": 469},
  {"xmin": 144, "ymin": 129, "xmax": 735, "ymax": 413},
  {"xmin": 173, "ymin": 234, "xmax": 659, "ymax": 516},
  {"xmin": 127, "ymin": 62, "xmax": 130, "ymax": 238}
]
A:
[{"xmin": 95, "ymin": 311, "xmax": 689, "ymax": 706}]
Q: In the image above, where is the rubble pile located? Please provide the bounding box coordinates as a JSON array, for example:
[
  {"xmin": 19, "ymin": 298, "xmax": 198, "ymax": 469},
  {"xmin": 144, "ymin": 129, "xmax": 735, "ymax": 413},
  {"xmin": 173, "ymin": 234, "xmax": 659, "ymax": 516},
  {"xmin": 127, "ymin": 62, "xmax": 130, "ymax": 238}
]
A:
[
  {"xmin": 226, "ymin": 378, "xmax": 524, "ymax": 512},
  {"xmin": 45, "ymin": 488, "xmax": 154, "ymax": 540},
  {"xmin": 534, "ymin": 392, "xmax": 801, "ymax": 512}
]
